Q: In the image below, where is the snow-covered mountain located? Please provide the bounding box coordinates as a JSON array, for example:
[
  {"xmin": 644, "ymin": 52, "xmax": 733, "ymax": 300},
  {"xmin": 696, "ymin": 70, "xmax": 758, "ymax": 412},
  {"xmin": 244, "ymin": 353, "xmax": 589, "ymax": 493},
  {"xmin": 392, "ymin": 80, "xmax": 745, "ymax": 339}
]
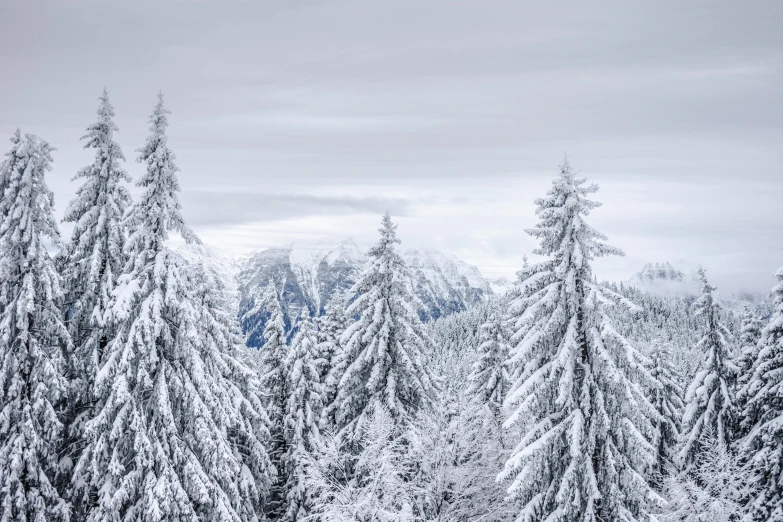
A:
[
  {"xmin": 628, "ymin": 261, "xmax": 699, "ymax": 298},
  {"xmin": 235, "ymin": 238, "xmax": 495, "ymax": 347},
  {"xmin": 631, "ymin": 262, "xmax": 687, "ymax": 284},
  {"xmin": 627, "ymin": 261, "xmax": 767, "ymax": 314}
]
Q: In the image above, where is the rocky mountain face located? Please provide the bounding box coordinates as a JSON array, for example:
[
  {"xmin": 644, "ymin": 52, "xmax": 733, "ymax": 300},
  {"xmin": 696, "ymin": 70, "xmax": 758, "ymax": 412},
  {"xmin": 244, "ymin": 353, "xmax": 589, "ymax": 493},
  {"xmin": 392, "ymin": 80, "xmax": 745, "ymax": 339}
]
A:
[
  {"xmin": 235, "ymin": 239, "xmax": 495, "ymax": 347},
  {"xmin": 631, "ymin": 262, "xmax": 686, "ymax": 284}
]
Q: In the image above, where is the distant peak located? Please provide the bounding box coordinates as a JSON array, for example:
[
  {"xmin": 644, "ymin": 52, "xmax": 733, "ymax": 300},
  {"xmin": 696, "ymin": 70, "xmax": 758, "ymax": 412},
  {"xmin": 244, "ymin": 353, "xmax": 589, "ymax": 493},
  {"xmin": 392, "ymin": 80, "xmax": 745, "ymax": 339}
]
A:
[{"xmin": 632, "ymin": 262, "xmax": 685, "ymax": 283}]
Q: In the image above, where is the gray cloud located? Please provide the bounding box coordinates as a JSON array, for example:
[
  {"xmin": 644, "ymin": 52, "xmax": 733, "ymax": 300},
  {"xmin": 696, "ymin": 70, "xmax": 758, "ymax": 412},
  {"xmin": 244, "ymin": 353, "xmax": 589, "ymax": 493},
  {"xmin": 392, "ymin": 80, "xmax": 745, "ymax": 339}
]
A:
[
  {"xmin": 182, "ymin": 191, "xmax": 413, "ymax": 227},
  {"xmin": 1, "ymin": 0, "xmax": 780, "ymax": 292}
]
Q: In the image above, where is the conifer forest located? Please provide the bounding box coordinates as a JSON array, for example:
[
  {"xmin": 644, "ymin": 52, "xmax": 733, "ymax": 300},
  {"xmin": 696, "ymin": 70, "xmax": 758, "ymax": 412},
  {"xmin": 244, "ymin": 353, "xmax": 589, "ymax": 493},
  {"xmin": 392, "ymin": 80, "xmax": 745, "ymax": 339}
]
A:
[{"xmin": 0, "ymin": 2, "xmax": 781, "ymax": 521}]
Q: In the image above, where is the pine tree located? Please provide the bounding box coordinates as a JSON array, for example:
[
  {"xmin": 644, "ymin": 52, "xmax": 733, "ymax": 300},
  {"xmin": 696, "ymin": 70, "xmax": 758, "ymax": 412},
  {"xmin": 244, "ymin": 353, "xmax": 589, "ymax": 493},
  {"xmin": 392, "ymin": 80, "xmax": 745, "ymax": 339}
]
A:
[
  {"xmin": 189, "ymin": 257, "xmax": 275, "ymax": 520},
  {"xmin": 739, "ymin": 264, "xmax": 783, "ymax": 521},
  {"xmin": 331, "ymin": 213, "xmax": 435, "ymax": 441},
  {"xmin": 466, "ymin": 308, "xmax": 509, "ymax": 426},
  {"xmin": 282, "ymin": 314, "xmax": 324, "ymax": 521},
  {"xmin": 736, "ymin": 306, "xmax": 764, "ymax": 397},
  {"xmin": 647, "ymin": 339, "xmax": 684, "ymax": 486},
  {"xmin": 60, "ymin": 90, "xmax": 132, "ymax": 504},
  {"xmin": 259, "ymin": 285, "xmax": 289, "ymax": 520},
  {"xmin": 74, "ymin": 94, "xmax": 270, "ymax": 521},
  {"xmin": 499, "ymin": 160, "xmax": 659, "ymax": 521},
  {"xmin": 679, "ymin": 268, "xmax": 738, "ymax": 469},
  {"xmin": 0, "ymin": 131, "xmax": 71, "ymax": 521},
  {"xmin": 316, "ymin": 295, "xmax": 350, "ymax": 427}
]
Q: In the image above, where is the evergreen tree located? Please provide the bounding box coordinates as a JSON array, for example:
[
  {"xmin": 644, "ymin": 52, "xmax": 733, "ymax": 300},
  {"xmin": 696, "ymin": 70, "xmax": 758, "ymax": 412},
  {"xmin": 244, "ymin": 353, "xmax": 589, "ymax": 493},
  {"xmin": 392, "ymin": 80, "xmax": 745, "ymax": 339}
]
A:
[
  {"xmin": 0, "ymin": 129, "xmax": 19, "ymax": 197},
  {"xmin": 331, "ymin": 213, "xmax": 435, "ymax": 441},
  {"xmin": 316, "ymin": 295, "xmax": 350, "ymax": 427},
  {"xmin": 259, "ymin": 285, "xmax": 289, "ymax": 520},
  {"xmin": 647, "ymin": 339, "xmax": 684, "ymax": 486},
  {"xmin": 189, "ymin": 258, "xmax": 275, "ymax": 520},
  {"xmin": 739, "ymin": 264, "xmax": 783, "ymax": 521},
  {"xmin": 679, "ymin": 268, "xmax": 738, "ymax": 469},
  {"xmin": 736, "ymin": 306, "xmax": 764, "ymax": 397},
  {"xmin": 282, "ymin": 315, "xmax": 324, "ymax": 521},
  {"xmin": 60, "ymin": 90, "xmax": 132, "ymax": 504},
  {"xmin": 74, "ymin": 94, "xmax": 270, "ymax": 521},
  {"xmin": 466, "ymin": 308, "xmax": 509, "ymax": 426},
  {"xmin": 0, "ymin": 132, "xmax": 70, "ymax": 521},
  {"xmin": 499, "ymin": 160, "xmax": 658, "ymax": 521}
]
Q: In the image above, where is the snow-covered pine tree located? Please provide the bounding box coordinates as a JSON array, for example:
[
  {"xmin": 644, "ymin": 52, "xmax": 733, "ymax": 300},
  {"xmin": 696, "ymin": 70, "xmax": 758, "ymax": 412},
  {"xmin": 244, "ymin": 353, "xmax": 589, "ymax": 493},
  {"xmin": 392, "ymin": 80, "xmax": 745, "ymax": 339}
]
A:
[
  {"xmin": 316, "ymin": 295, "xmax": 350, "ymax": 428},
  {"xmin": 74, "ymin": 94, "xmax": 270, "ymax": 521},
  {"xmin": 259, "ymin": 285, "xmax": 290, "ymax": 520},
  {"xmin": 331, "ymin": 213, "xmax": 435, "ymax": 441},
  {"xmin": 739, "ymin": 264, "xmax": 783, "ymax": 521},
  {"xmin": 499, "ymin": 160, "xmax": 659, "ymax": 521},
  {"xmin": 282, "ymin": 314, "xmax": 324, "ymax": 521},
  {"xmin": 735, "ymin": 306, "xmax": 764, "ymax": 401},
  {"xmin": 679, "ymin": 267, "xmax": 738, "ymax": 469},
  {"xmin": 466, "ymin": 308, "xmax": 509, "ymax": 427},
  {"xmin": 60, "ymin": 90, "xmax": 132, "ymax": 504},
  {"xmin": 0, "ymin": 129, "xmax": 20, "ymax": 197},
  {"xmin": 0, "ymin": 132, "xmax": 71, "ymax": 521},
  {"xmin": 189, "ymin": 258, "xmax": 275, "ymax": 520},
  {"xmin": 647, "ymin": 339, "xmax": 684, "ymax": 486}
]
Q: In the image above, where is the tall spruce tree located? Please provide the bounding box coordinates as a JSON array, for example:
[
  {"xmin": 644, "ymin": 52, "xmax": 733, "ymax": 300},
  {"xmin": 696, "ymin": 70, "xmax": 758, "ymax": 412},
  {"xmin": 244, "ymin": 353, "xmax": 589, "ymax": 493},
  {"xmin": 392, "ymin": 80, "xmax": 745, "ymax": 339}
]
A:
[
  {"xmin": 73, "ymin": 94, "xmax": 271, "ymax": 521},
  {"xmin": 60, "ymin": 90, "xmax": 132, "ymax": 503},
  {"xmin": 739, "ymin": 264, "xmax": 783, "ymax": 521},
  {"xmin": 189, "ymin": 257, "xmax": 275, "ymax": 520},
  {"xmin": 316, "ymin": 295, "xmax": 350, "ymax": 427},
  {"xmin": 331, "ymin": 213, "xmax": 435, "ymax": 441},
  {"xmin": 736, "ymin": 306, "xmax": 764, "ymax": 396},
  {"xmin": 466, "ymin": 308, "xmax": 509, "ymax": 425},
  {"xmin": 647, "ymin": 340, "xmax": 684, "ymax": 486},
  {"xmin": 282, "ymin": 315, "xmax": 324, "ymax": 521},
  {"xmin": 259, "ymin": 285, "xmax": 289, "ymax": 520},
  {"xmin": 0, "ymin": 132, "xmax": 71, "ymax": 521},
  {"xmin": 679, "ymin": 268, "xmax": 738, "ymax": 469},
  {"xmin": 499, "ymin": 160, "xmax": 659, "ymax": 521}
]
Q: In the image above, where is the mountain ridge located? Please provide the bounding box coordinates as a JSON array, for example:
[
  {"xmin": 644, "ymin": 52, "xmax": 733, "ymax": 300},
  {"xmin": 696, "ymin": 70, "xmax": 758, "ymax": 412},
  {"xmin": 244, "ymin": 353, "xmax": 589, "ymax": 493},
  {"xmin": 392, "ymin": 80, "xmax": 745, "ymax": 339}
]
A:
[{"xmin": 233, "ymin": 238, "xmax": 496, "ymax": 347}]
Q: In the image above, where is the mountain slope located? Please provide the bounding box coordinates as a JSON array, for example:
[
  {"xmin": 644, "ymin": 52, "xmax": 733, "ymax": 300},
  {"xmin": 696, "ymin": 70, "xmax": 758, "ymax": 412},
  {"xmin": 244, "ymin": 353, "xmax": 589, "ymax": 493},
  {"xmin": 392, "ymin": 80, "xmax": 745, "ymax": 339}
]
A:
[{"xmin": 236, "ymin": 239, "xmax": 495, "ymax": 347}]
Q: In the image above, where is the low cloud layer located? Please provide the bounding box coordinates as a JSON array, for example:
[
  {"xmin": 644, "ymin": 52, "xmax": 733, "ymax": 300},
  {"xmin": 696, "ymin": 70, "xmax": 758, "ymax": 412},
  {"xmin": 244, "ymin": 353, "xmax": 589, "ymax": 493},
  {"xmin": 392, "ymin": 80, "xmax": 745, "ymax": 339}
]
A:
[{"xmin": 1, "ymin": 0, "xmax": 780, "ymax": 292}]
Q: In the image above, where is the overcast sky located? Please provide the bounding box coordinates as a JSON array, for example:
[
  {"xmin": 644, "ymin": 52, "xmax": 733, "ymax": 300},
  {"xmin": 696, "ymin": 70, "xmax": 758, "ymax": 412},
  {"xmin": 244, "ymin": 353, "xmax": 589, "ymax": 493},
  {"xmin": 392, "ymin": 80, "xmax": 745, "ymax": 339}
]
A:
[{"xmin": 1, "ymin": 0, "xmax": 781, "ymax": 292}]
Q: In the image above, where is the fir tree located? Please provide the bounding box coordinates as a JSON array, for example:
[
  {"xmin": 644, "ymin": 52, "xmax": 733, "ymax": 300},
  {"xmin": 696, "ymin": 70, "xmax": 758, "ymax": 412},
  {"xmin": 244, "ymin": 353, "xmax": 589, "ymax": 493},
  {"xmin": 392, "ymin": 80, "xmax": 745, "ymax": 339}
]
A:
[
  {"xmin": 499, "ymin": 160, "xmax": 659, "ymax": 521},
  {"xmin": 647, "ymin": 339, "xmax": 684, "ymax": 486},
  {"xmin": 679, "ymin": 268, "xmax": 738, "ymax": 469},
  {"xmin": 259, "ymin": 285, "xmax": 289, "ymax": 520},
  {"xmin": 0, "ymin": 132, "xmax": 71, "ymax": 521},
  {"xmin": 331, "ymin": 213, "xmax": 435, "ymax": 441},
  {"xmin": 739, "ymin": 264, "xmax": 783, "ymax": 521},
  {"xmin": 189, "ymin": 257, "xmax": 275, "ymax": 520},
  {"xmin": 736, "ymin": 306, "xmax": 764, "ymax": 399},
  {"xmin": 282, "ymin": 314, "xmax": 324, "ymax": 521},
  {"xmin": 316, "ymin": 295, "xmax": 350, "ymax": 427},
  {"xmin": 466, "ymin": 308, "xmax": 509, "ymax": 426},
  {"xmin": 60, "ymin": 90, "xmax": 132, "ymax": 505},
  {"xmin": 74, "ymin": 94, "xmax": 270, "ymax": 521}
]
